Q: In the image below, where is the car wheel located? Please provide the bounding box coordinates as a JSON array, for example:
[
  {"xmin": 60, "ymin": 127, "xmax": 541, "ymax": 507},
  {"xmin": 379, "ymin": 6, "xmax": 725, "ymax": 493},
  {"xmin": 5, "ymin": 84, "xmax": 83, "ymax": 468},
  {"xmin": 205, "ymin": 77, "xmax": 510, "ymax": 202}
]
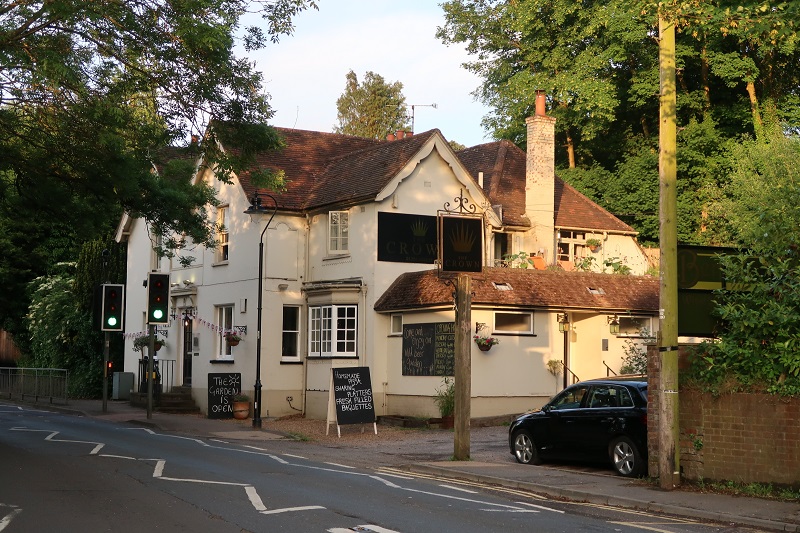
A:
[
  {"xmin": 609, "ymin": 436, "xmax": 643, "ymax": 477},
  {"xmin": 512, "ymin": 430, "xmax": 541, "ymax": 465}
]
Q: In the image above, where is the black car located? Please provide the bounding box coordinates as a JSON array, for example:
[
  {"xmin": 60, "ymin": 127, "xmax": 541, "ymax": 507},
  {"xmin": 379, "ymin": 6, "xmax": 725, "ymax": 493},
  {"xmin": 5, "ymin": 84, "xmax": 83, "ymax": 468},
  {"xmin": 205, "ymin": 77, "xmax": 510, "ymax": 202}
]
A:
[{"xmin": 508, "ymin": 376, "xmax": 648, "ymax": 477}]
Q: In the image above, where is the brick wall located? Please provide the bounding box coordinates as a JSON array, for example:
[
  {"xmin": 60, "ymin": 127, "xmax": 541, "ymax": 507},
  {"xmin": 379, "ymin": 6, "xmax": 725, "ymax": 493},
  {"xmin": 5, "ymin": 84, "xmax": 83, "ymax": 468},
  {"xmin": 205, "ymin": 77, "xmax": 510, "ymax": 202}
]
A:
[{"xmin": 648, "ymin": 346, "xmax": 800, "ymax": 487}]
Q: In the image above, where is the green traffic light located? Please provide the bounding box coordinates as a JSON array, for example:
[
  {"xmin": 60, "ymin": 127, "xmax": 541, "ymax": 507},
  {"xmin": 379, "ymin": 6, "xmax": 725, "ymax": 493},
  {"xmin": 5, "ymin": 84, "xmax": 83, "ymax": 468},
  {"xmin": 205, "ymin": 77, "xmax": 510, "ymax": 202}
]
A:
[
  {"xmin": 153, "ymin": 309, "xmax": 164, "ymax": 320},
  {"xmin": 107, "ymin": 317, "xmax": 118, "ymax": 327}
]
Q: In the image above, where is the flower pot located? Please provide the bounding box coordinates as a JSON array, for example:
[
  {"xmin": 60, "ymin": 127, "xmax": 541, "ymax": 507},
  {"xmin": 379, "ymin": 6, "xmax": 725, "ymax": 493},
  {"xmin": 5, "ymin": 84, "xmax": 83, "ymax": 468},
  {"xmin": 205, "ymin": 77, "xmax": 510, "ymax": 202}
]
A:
[
  {"xmin": 589, "ymin": 245, "xmax": 600, "ymax": 253},
  {"xmin": 154, "ymin": 342, "xmax": 163, "ymax": 352},
  {"xmin": 227, "ymin": 339, "xmax": 239, "ymax": 346},
  {"xmin": 477, "ymin": 344, "xmax": 492, "ymax": 352},
  {"xmin": 232, "ymin": 401, "xmax": 250, "ymax": 419},
  {"xmin": 440, "ymin": 414, "xmax": 454, "ymax": 429}
]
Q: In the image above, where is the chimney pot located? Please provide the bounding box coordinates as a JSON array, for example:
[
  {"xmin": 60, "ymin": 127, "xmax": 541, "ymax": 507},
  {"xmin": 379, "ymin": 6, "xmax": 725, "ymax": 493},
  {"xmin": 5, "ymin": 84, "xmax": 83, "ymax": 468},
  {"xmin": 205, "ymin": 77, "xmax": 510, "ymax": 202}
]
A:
[
  {"xmin": 387, "ymin": 133, "xmax": 396, "ymax": 141},
  {"xmin": 535, "ymin": 90, "xmax": 547, "ymax": 116},
  {"xmin": 396, "ymin": 130, "xmax": 404, "ymax": 139}
]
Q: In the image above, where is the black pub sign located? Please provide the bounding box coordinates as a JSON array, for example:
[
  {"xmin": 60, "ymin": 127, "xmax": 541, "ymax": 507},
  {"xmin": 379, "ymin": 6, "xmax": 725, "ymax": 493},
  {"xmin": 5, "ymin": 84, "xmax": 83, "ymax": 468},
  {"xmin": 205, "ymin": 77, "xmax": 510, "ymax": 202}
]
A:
[
  {"xmin": 377, "ymin": 212, "xmax": 437, "ymax": 264},
  {"xmin": 439, "ymin": 215, "xmax": 483, "ymax": 273}
]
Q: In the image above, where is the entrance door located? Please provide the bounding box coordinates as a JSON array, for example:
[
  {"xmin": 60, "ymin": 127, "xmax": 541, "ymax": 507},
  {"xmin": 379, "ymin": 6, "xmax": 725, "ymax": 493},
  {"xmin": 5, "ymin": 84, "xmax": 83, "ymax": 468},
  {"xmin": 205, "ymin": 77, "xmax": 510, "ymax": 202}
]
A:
[{"xmin": 182, "ymin": 317, "xmax": 193, "ymax": 385}]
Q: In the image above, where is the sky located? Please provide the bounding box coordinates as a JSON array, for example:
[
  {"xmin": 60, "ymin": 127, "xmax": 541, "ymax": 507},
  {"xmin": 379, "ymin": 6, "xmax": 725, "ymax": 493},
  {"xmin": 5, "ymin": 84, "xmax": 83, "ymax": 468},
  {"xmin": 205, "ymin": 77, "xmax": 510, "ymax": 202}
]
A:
[{"xmin": 246, "ymin": 0, "xmax": 493, "ymax": 147}]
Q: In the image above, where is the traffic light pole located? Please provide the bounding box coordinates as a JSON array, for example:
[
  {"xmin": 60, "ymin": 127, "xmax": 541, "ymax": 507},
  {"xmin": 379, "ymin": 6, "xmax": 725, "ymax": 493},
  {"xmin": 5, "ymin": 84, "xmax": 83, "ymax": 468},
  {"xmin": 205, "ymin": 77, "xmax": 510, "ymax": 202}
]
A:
[
  {"xmin": 102, "ymin": 332, "xmax": 109, "ymax": 413},
  {"xmin": 147, "ymin": 324, "xmax": 155, "ymax": 419}
]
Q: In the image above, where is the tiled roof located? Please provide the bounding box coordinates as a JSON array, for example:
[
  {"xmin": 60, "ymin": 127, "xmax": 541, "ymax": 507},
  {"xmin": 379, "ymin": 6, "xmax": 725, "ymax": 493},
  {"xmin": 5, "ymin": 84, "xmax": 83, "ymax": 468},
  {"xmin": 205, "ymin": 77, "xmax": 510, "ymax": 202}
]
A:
[
  {"xmin": 239, "ymin": 128, "xmax": 436, "ymax": 212},
  {"xmin": 233, "ymin": 125, "xmax": 636, "ymax": 234},
  {"xmin": 457, "ymin": 142, "xmax": 636, "ymax": 234},
  {"xmin": 374, "ymin": 267, "xmax": 659, "ymax": 313}
]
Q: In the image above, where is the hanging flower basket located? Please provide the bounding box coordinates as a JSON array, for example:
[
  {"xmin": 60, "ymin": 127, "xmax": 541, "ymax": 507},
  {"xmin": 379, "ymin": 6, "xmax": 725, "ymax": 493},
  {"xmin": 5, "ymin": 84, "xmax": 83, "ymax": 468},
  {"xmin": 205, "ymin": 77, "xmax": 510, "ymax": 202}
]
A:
[
  {"xmin": 133, "ymin": 335, "xmax": 165, "ymax": 352},
  {"xmin": 224, "ymin": 332, "xmax": 242, "ymax": 346},
  {"xmin": 473, "ymin": 335, "xmax": 499, "ymax": 352}
]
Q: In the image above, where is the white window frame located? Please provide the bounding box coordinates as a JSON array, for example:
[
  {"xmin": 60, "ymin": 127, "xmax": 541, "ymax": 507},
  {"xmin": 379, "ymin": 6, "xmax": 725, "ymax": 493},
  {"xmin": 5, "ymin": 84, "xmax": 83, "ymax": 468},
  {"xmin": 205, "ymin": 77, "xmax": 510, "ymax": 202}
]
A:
[
  {"xmin": 308, "ymin": 304, "xmax": 357, "ymax": 358},
  {"xmin": 216, "ymin": 205, "xmax": 229, "ymax": 263},
  {"xmin": 493, "ymin": 311, "xmax": 534, "ymax": 334},
  {"xmin": 217, "ymin": 305, "xmax": 234, "ymax": 358},
  {"xmin": 150, "ymin": 232, "xmax": 163, "ymax": 271},
  {"xmin": 390, "ymin": 314, "xmax": 403, "ymax": 336},
  {"xmin": 556, "ymin": 230, "xmax": 587, "ymax": 263},
  {"xmin": 328, "ymin": 210, "xmax": 349, "ymax": 254},
  {"xmin": 281, "ymin": 305, "xmax": 301, "ymax": 361}
]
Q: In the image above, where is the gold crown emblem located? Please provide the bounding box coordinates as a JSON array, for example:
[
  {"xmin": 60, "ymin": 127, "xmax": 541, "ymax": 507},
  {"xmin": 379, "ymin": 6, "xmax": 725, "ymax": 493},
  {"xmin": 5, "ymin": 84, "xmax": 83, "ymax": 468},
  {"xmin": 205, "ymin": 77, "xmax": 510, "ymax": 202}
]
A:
[
  {"xmin": 449, "ymin": 222, "xmax": 476, "ymax": 253},
  {"xmin": 410, "ymin": 219, "xmax": 428, "ymax": 237}
]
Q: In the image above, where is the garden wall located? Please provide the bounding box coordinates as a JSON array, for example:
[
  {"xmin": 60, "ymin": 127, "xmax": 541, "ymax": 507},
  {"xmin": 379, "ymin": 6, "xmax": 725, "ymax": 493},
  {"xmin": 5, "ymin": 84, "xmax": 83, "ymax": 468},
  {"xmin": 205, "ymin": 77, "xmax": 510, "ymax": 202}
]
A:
[{"xmin": 648, "ymin": 346, "xmax": 800, "ymax": 487}]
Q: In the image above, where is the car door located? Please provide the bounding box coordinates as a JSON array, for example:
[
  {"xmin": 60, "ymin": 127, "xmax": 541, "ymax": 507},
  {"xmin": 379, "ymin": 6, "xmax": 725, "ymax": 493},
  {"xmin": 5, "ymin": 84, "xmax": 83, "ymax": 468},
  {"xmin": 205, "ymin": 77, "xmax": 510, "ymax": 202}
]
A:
[
  {"xmin": 542, "ymin": 384, "xmax": 591, "ymax": 457},
  {"xmin": 578, "ymin": 384, "xmax": 641, "ymax": 460}
]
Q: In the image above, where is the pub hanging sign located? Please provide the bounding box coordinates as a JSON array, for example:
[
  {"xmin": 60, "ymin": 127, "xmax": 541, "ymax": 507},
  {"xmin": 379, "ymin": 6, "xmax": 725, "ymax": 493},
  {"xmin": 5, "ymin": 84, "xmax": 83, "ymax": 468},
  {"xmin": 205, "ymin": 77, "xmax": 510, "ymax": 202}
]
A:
[{"xmin": 438, "ymin": 215, "xmax": 483, "ymax": 273}]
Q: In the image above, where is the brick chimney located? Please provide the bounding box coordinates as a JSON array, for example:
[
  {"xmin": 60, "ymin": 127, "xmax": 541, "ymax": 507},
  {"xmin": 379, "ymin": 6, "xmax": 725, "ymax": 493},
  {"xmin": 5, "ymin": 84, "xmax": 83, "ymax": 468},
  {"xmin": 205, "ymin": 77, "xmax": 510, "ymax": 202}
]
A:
[{"xmin": 525, "ymin": 90, "xmax": 556, "ymax": 257}]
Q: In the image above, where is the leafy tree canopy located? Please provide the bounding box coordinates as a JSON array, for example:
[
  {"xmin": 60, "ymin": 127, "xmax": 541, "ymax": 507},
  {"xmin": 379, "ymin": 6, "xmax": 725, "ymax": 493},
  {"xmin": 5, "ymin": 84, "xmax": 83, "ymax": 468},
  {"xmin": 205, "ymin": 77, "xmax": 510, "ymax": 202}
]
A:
[
  {"xmin": 333, "ymin": 70, "xmax": 410, "ymax": 139},
  {"xmin": 0, "ymin": 0, "xmax": 315, "ymax": 337},
  {"xmin": 438, "ymin": 0, "xmax": 800, "ymax": 245}
]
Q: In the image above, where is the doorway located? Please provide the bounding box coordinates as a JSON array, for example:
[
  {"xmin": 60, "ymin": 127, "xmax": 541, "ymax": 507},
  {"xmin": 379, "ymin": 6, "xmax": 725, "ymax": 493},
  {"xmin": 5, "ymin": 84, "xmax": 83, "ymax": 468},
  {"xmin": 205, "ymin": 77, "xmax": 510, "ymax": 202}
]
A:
[{"xmin": 182, "ymin": 313, "xmax": 193, "ymax": 385}]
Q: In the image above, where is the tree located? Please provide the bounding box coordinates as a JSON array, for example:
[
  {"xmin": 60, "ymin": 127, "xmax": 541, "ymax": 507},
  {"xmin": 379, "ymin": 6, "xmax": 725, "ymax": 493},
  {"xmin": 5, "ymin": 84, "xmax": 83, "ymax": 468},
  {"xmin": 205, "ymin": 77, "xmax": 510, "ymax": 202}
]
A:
[
  {"xmin": 692, "ymin": 129, "xmax": 800, "ymax": 395},
  {"xmin": 0, "ymin": 0, "xmax": 315, "ymax": 345},
  {"xmin": 333, "ymin": 70, "xmax": 410, "ymax": 139},
  {"xmin": 438, "ymin": 0, "xmax": 800, "ymax": 245}
]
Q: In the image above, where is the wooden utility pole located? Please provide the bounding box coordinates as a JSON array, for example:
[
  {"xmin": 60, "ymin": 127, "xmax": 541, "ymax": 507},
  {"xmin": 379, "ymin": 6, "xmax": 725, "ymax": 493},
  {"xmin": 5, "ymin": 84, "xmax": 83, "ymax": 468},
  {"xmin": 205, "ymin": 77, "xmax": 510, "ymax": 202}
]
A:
[
  {"xmin": 658, "ymin": 14, "xmax": 680, "ymax": 490},
  {"xmin": 454, "ymin": 273, "xmax": 472, "ymax": 460}
]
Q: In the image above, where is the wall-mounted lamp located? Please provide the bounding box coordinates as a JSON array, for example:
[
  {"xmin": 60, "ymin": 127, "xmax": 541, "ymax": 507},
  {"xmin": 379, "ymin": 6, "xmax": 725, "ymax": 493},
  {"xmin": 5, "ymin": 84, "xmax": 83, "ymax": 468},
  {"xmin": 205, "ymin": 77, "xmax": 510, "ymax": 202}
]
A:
[
  {"xmin": 475, "ymin": 322, "xmax": 487, "ymax": 335},
  {"xmin": 557, "ymin": 313, "xmax": 570, "ymax": 333},
  {"xmin": 608, "ymin": 315, "xmax": 620, "ymax": 335}
]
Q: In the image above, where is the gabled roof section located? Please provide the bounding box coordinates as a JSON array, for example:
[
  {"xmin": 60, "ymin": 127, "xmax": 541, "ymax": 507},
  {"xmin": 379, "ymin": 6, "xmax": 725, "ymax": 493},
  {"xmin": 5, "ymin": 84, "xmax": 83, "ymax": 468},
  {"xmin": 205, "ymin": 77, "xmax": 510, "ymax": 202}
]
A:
[
  {"xmin": 555, "ymin": 180, "xmax": 636, "ymax": 234},
  {"xmin": 374, "ymin": 267, "xmax": 659, "ymax": 313},
  {"xmin": 457, "ymin": 142, "xmax": 636, "ymax": 234},
  {"xmin": 306, "ymin": 129, "xmax": 439, "ymax": 210},
  {"xmin": 239, "ymin": 128, "xmax": 383, "ymax": 212}
]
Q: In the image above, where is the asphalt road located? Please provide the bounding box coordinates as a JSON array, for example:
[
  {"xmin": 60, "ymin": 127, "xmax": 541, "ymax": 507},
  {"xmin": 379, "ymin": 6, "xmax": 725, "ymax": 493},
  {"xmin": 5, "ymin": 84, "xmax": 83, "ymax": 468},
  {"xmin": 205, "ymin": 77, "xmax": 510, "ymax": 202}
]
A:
[{"xmin": 0, "ymin": 405, "xmax": 761, "ymax": 532}]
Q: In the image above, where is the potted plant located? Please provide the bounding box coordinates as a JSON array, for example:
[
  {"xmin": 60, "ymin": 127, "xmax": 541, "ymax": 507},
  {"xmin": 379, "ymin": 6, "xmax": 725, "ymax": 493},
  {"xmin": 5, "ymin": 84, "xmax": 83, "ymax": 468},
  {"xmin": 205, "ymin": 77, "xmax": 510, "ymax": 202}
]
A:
[
  {"xmin": 433, "ymin": 378, "xmax": 455, "ymax": 429},
  {"xmin": 473, "ymin": 334, "xmax": 499, "ymax": 352},
  {"xmin": 224, "ymin": 332, "xmax": 242, "ymax": 346},
  {"xmin": 547, "ymin": 359, "xmax": 562, "ymax": 376},
  {"xmin": 586, "ymin": 237, "xmax": 602, "ymax": 252},
  {"xmin": 133, "ymin": 335, "xmax": 165, "ymax": 352},
  {"xmin": 232, "ymin": 393, "xmax": 250, "ymax": 419}
]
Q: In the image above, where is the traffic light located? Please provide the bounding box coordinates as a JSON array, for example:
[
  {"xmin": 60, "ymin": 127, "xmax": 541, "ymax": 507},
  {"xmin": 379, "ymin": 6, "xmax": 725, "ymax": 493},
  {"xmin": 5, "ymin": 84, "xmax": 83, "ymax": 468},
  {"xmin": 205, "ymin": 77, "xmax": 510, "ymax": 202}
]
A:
[
  {"xmin": 147, "ymin": 273, "xmax": 170, "ymax": 324},
  {"xmin": 106, "ymin": 361, "xmax": 113, "ymax": 374},
  {"xmin": 101, "ymin": 284, "xmax": 125, "ymax": 332}
]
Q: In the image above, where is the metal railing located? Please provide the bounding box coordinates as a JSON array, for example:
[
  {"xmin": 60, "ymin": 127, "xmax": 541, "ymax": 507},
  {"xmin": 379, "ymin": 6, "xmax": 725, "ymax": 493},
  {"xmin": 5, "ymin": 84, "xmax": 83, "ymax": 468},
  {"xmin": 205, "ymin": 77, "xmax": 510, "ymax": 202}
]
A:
[
  {"xmin": 559, "ymin": 361, "xmax": 580, "ymax": 385},
  {"xmin": 602, "ymin": 360, "xmax": 618, "ymax": 377},
  {"xmin": 0, "ymin": 367, "xmax": 68, "ymax": 405},
  {"xmin": 135, "ymin": 358, "xmax": 175, "ymax": 395}
]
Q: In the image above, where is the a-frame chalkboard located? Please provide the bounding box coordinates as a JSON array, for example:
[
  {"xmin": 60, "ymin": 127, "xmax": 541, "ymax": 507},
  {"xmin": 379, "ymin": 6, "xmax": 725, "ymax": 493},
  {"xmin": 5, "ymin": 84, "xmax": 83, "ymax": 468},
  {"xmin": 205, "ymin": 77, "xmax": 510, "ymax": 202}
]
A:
[{"xmin": 326, "ymin": 366, "xmax": 377, "ymax": 437}]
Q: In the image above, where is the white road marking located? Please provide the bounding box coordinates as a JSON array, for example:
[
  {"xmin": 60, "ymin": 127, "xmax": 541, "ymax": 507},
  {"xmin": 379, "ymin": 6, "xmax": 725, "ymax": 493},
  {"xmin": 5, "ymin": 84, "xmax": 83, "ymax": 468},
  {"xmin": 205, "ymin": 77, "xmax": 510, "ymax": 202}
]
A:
[
  {"xmin": 261, "ymin": 505, "xmax": 326, "ymax": 515},
  {"xmin": 515, "ymin": 500, "xmax": 565, "ymax": 514},
  {"xmin": 609, "ymin": 522, "xmax": 685, "ymax": 533},
  {"xmin": 282, "ymin": 453, "xmax": 307, "ymax": 459},
  {"xmin": 328, "ymin": 526, "xmax": 401, "ymax": 533},
  {"xmin": 324, "ymin": 462, "xmax": 355, "ymax": 469},
  {"xmin": 11, "ymin": 428, "xmax": 104, "ymax": 455},
  {"xmin": 245, "ymin": 486, "xmax": 267, "ymax": 512},
  {"xmin": 0, "ymin": 504, "xmax": 22, "ymax": 532},
  {"xmin": 439, "ymin": 484, "xmax": 477, "ymax": 494}
]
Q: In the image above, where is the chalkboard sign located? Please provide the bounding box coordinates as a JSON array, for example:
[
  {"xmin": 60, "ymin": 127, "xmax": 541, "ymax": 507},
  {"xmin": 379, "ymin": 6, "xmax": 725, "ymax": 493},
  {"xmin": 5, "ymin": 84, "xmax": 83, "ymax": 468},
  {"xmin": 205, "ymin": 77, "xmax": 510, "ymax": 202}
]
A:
[
  {"xmin": 207, "ymin": 373, "xmax": 241, "ymax": 419},
  {"xmin": 331, "ymin": 367, "xmax": 375, "ymax": 425},
  {"xmin": 402, "ymin": 322, "xmax": 455, "ymax": 376}
]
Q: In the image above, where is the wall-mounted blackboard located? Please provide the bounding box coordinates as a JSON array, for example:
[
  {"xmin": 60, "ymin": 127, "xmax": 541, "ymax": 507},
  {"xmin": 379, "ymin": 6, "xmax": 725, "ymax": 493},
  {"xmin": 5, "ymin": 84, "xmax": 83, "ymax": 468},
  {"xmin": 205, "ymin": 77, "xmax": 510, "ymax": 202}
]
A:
[
  {"xmin": 402, "ymin": 322, "xmax": 455, "ymax": 376},
  {"xmin": 207, "ymin": 372, "xmax": 241, "ymax": 419},
  {"xmin": 331, "ymin": 367, "xmax": 375, "ymax": 425}
]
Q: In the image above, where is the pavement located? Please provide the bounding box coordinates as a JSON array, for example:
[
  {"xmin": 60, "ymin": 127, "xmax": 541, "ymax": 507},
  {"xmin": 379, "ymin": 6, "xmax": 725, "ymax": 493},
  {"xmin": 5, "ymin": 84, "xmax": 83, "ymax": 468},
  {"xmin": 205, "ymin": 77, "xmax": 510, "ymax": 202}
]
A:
[{"xmin": 5, "ymin": 397, "xmax": 799, "ymax": 533}]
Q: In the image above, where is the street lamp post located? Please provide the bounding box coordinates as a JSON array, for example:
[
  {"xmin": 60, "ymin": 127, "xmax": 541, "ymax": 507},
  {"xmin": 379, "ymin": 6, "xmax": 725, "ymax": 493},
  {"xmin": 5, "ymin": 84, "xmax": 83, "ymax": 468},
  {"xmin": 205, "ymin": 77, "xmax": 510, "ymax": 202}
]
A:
[{"xmin": 244, "ymin": 192, "xmax": 278, "ymax": 429}]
